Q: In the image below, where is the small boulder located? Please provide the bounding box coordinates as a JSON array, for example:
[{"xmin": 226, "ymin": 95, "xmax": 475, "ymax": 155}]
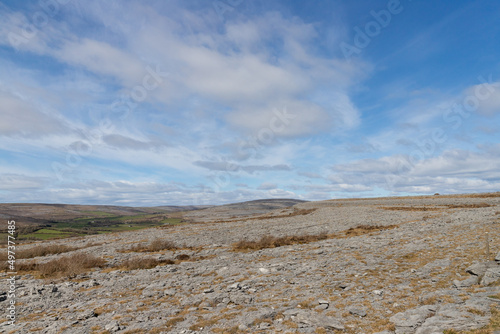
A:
[
  {"xmin": 105, "ymin": 320, "xmax": 121, "ymax": 332},
  {"xmin": 466, "ymin": 262, "xmax": 489, "ymax": 276},
  {"xmin": 349, "ymin": 308, "xmax": 367, "ymax": 317},
  {"xmin": 390, "ymin": 305, "xmax": 433, "ymax": 330},
  {"xmin": 481, "ymin": 267, "xmax": 500, "ymax": 286},
  {"xmin": 453, "ymin": 276, "xmax": 479, "ymax": 288}
]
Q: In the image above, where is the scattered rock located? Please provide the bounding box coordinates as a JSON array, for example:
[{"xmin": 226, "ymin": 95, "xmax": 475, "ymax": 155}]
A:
[
  {"xmin": 349, "ymin": 308, "xmax": 367, "ymax": 317},
  {"xmin": 105, "ymin": 320, "xmax": 121, "ymax": 332},
  {"xmin": 453, "ymin": 276, "xmax": 479, "ymax": 288},
  {"xmin": 9, "ymin": 195, "xmax": 500, "ymax": 333},
  {"xmin": 390, "ymin": 305, "xmax": 434, "ymax": 331},
  {"xmin": 480, "ymin": 267, "xmax": 500, "ymax": 286},
  {"xmin": 295, "ymin": 311, "xmax": 344, "ymax": 330},
  {"xmin": 466, "ymin": 262, "xmax": 490, "ymax": 276}
]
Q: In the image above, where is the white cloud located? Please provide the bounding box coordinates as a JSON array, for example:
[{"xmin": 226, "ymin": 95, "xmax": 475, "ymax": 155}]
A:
[
  {"xmin": 0, "ymin": 174, "xmax": 49, "ymax": 190},
  {"xmin": 330, "ymin": 146, "xmax": 500, "ymax": 195},
  {"xmin": 258, "ymin": 182, "xmax": 278, "ymax": 190},
  {"xmin": 226, "ymin": 100, "xmax": 332, "ymax": 138},
  {"xmin": 465, "ymin": 81, "xmax": 500, "ymax": 116},
  {"xmin": 57, "ymin": 38, "xmax": 145, "ymax": 86},
  {"xmin": 0, "ymin": 91, "xmax": 68, "ymax": 138}
]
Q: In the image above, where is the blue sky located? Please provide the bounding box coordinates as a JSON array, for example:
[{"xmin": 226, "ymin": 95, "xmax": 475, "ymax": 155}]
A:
[{"xmin": 1, "ymin": 0, "xmax": 500, "ymax": 206}]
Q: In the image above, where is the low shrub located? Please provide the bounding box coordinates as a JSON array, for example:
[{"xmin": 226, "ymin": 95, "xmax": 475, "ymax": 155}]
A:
[
  {"xmin": 233, "ymin": 233, "xmax": 328, "ymax": 251},
  {"xmin": 120, "ymin": 257, "xmax": 175, "ymax": 270},
  {"xmin": 120, "ymin": 238, "xmax": 178, "ymax": 253},
  {"xmin": 37, "ymin": 253, "xmax": 106, "ymax": 278},
  {"xmin": 17, "ymin": 244, "xmax": 79, "ymax": 259}
]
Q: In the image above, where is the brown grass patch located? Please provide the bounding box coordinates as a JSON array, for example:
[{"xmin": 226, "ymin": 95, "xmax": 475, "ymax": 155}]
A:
[
  {"xmin": 37, "ymin": 253, "xmax": 106, "ymax": 278},
  {"xmin": 446, "ymin": 203, "xmax": 492, "ymax": 209},
  {"xmin": 233, "ymin": 232, "xmax": 328, "ymax": 251},
  {"xmin": 233, "ymin": 224, "xmax": 397, "ymax": 251},
  {"xmin": 344, "ymin": 224, "xmax": 397, "ymax": 237},
  {"xmin": 175, "ymin": 254, "xmax": 190, "ymax": 261},
  {"xmin": 117, "ymin": 252, "xmax": 208, "ymax": 270},
  {"xmin": 380, "ymin": 206, "xmax": 443, "ymax": 211},
  {"xmin": 120, "ymin": 257, "xmax": 175, "ymax": 270},
  {"xmin": 250, "ymin": 208, "xmax": 317, "ymax": 221},
  {"xmin": 17, "ymin": 244, "xmax": 79, "ymax": 259},
  {"xmin": 214, "ymin": 208, "xmax": 317, "ymax": 223},
  {"xmin": 119, "ymin": 238, "xmax": 178, "ymax": 253},
  {"xmin": 1, "ymin": 252, "xmax": 105, "ymax": 277}
]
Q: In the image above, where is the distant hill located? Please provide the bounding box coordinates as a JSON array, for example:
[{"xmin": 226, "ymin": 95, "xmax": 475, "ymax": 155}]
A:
[{"xmin": 184, "ymin": 198, "xmax": 307, "ymax": 222}]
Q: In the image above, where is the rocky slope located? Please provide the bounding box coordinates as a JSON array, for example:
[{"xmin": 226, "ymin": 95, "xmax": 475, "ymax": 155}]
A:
[{"xmin": 1, "ymin": 193, "xmax": 500, "ymax": 333}]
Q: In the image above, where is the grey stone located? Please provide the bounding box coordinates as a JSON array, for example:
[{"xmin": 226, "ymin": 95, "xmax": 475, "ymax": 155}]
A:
[
  {"xmin": 77, "ymin": 309, "xmax": 95, "ymax": 320},
  {"xmin": 466, "ymin": 261, "xmax": 497, "ymax": 277},
  {"xmin": 105, "ymin": 320, "xmax": 121, "ymax": 332},
  {"xmin": 390, "ymin": 306, "xmax": 433, "ymax": 331},
  {"xmin": 349, "ymin": 308, "xmax": 367, "ymax": 317},
  {"xmin": 466, "ymin": 262, "xmax": 488, "ymax": 276},
  {"xmin": 481, "ymin": 267, "xmax": 500, "ymax": 286},
  {"xmin": 453, "ymin": 276, "xmax": 479, "ymax": 288},
  {"xmin": 496, "ymin": 252, "xmax": 500, "ymax": 262},
  {"xmin": 283, "ymin": 309, "xmax": 301, "ymax": 316},
  {"xmin": 295, "ymin": 311, "xmax": 344, "ymax": 330},
  {"xmin": 315, "ymin": 304, "xmax": 329, "ymax": 310},
  {"xmin": 164, "ymin": 289, "xmax": 176, "ymax": 296}
]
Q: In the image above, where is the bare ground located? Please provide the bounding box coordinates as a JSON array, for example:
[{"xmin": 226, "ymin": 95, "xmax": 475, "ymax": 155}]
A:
[{"xmin": 1, "ymin": 193, "xmax": 500, "ymax": 333}]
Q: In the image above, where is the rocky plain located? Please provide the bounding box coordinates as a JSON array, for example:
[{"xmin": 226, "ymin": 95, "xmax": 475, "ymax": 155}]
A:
[{"xmin": 1, "ymin": 193, "xmax": 500, "ymax": 333}]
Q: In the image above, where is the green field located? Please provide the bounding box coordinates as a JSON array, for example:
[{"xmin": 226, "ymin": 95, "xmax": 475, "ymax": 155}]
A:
[
  {"xmin": 2, "ymin": 214, "xmax": 184, "ymax": 242},
  {"xmin": 20, "ymin": 228, "xmax": 74, "ymax": 240}
]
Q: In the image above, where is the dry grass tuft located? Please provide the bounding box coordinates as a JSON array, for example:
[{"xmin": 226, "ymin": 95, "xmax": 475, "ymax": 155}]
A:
[
  {"xmin": 175, "ymin": 254, "xmax": 190, "ymax": 261},
  {"xmin": 17, "ymin": 244, "xmax": 79, "ymax": 259},
  {"xmin": 380, "ymin": 206, "xmax": 442, "ymax": 211},
  {"xmin": 119, "ymin": 238, "xmax": 178, "ymax": 253},
  {"xmin": 120, "ymin": 257, "xmax": 175, "ymax": 270},
  {"xmin": 233, "ymin": 224, "xmax": 397, "ymax": 251},
  {"xmin": 446, "ymin": 203, "xmax": 492, "ymax": 209},
  {"xmin": 233, "ymin": 233, "xmax": 328, "ymax": 251},
  {"xmin": 38, "ymin": 253, "xmax": 106, "ymax": 278},
  {"xmin": 1, "ymin": 252, "xmax": 105, "ymax": 276},
  {"xmin": 344, "ymin": 224, "xmax": 398, "ymax": 237}
]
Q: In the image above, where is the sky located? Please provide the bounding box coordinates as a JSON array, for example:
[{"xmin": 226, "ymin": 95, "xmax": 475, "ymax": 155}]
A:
[{"xmin": 0, "ymin": 0, "xmax": 500, "ymax": 206}]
